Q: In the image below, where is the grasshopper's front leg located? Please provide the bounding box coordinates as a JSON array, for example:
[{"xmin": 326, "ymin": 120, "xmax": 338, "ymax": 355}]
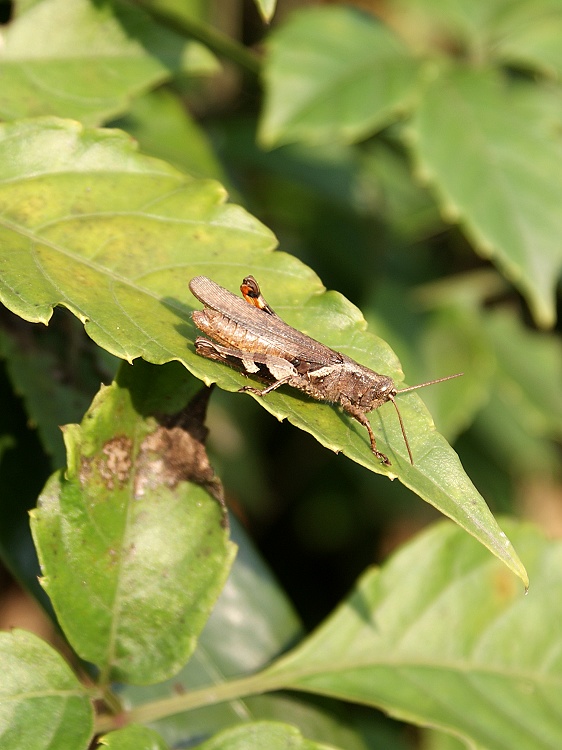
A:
[{"xmin": 340, "ymin": 397, "xmax": 391, "ymax": 466}]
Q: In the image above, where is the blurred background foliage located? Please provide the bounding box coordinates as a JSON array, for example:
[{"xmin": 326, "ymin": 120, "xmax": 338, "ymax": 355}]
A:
[{"xmin": 0, "ymin": 0, "xmax": 561, "ymax": 745}]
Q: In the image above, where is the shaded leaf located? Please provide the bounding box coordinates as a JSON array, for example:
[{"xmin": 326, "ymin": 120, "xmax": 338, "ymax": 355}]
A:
[
  {"xmin": 416, "ymin": 306, "xmax": 494, "ymax": 439},
  {"xmin": 0, "ymin": 117, "xmax": 527, "ymax": 585},
  {"xmin": 409, "ymin": 66, "xmax": 562, "ymax": 327},
  {"xmin": 422, "ymin": 728, "xmax": 477, "ymax": 750},
  {"xmin": 195, "ymin": 720, "xmax": 338, "ymax": 750},
  {"xmin": 262, "ymin": 520, "xmax": 561, "ymax": 750},
  {"xmin": 98, "ymin": 724, "xmax": 169, "ymax": 750},
  {"xmin": 0, "ymin": 0, "xmax": 218, "ymax": 125},
  {"xmin": 483, "ymin": 309, "xmax": 562, "ymax": 439},
  {"xmin": 0, "ymin": 315, "xmax": 115, "ymax": 466},
  {"xmin": 0, "ymin": 629, "xmax": 93, "ymax": 750},
  {"xmin": 360, "ymin": 140, "xmax": 442, "ymax": 241},
  {"xmin": 30, "ymin": 361, "xmax": 236, "ymax": 684},
  {"xmin": 260, "ymin": 6, "xmax": 420, "ymax": 146},
  {"xmin": 473, "ymin": 382, "xmax": 561, "ymax": 476},
  {"xmin": 110, "ymin": 89, "xmax": 227, "ymax": 182}
]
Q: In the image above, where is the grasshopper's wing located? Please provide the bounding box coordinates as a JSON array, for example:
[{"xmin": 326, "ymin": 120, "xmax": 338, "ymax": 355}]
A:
[{"xmin": 189, "ymin": 276, "xmax": 344, "ymax": 367}]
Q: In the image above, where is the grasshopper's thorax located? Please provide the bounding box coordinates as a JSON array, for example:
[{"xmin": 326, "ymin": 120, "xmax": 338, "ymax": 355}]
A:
[{"xmin": 312, "ymin": 361, "xmax": 396, "ymax": 412}]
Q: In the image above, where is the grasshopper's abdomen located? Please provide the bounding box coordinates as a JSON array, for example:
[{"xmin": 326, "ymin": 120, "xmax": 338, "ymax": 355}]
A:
[{"xmin": 193, "ymin": 308, "xmax": 291, "ymax": 361}]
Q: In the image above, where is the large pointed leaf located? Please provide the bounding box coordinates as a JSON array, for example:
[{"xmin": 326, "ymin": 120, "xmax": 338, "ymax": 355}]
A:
[
  {"xmin": 260, "ymin": 5, "xmax": 420, "ymax": 146},
  {"xmin": 257, "ymin": 521, "xmax": 562, "ymax": 750},
  {"xmin": 0, "ymin": 629, "xmax": 93, "ymax": 750},
  {"xmin": 0, "ymin": 0, "xmax": 218, "ymax": 125},
  {"xmin": 409, "ymin": 66, "xmax": 562, "ymax": 327},
  {"xmin": 30, "ymin": 361, "xmax": 236, "ymax": 684},
  {"xmin": 0, "ymin": 118, "xmax": 527, "ymax": 586}
]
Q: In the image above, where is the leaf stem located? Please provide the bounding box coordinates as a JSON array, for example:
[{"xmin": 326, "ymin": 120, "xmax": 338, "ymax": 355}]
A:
[
  {"xmin": 134, "ymin": 1, "xmax": 262, "ymax": 75},
  {"xmin": 94, "ymin": 670, "xmax": 286, "ymax": 734}
]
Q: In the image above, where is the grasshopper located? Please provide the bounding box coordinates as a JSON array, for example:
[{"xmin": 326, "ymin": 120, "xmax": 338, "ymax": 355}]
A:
[{"xmin": 190, "ymin": 275, "xmax": 461, "ymax": 466}]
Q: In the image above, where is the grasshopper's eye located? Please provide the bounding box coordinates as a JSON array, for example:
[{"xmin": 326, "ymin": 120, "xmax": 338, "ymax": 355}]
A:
[{"xmin": 377, "ymin": 376, "xmax": 395, "ymax": 397}]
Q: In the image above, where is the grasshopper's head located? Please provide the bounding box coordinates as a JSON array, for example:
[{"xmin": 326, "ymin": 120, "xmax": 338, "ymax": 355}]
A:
[{"xmin": 361, "ymin": 374, "xmax": 397, "ymax": 410}]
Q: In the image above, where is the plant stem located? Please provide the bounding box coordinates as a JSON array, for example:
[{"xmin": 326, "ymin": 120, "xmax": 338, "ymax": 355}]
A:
[
  {"xmin": 94, "ymin": 670, "xmax": 285, "ymax": 734},
  {"xmin": 134, "ymin": 0, "xmax": 262, "ymax": 75}
]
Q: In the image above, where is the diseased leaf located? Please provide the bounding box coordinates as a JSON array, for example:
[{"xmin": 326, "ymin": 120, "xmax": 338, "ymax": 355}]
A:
[
  {"xmin": 0, "ymin": 118, "xmax": 527, "ymax": 586},
  {"xmin": 30, "ymin": 361, "xmax": 236, "ymax": 684},
  {"xmin": 0, "ymin": 629, "xmax": 93, "ymax": 750}
]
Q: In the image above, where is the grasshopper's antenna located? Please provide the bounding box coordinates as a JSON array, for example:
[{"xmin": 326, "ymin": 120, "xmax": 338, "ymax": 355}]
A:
[
  {"xmin": 396, "ymin": 372, "xmax": 463, "ymax": 396},
  {"xmin": 393, "ymin": 373, "xmax": 463, "ymax": 464},
  {"xmin": 388, "ymin": 395, "xmax": 414, "ymax": 464}
]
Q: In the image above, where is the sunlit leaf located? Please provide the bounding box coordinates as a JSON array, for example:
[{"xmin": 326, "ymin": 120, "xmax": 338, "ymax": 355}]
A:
[
  {"xmin": 253, "ymin": 0, "xmax": 278, "ymax": 24},
  {"xmin": 0, "ymin": 117, "xmax": 527, "ymax": 586},
  {"xmin": 0, "ymin": 0, "xmax": 218, "ymax": 125},
  {"xmin": 261, "ymin": 520, "xmax": 561, "ymax": 750}
]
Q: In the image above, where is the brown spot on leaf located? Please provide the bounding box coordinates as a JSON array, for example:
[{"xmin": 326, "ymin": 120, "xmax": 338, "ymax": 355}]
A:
[
  {"xmin": 135, "ymin": 387, "xmax": 225, "ymax": 517},
  {"xmin": 99, "ymin": 436, "xmax": 133, "ymax": 489},
  {"xmin": 492, "ymin": 567, "xmax": 518, "ymax": 602}
]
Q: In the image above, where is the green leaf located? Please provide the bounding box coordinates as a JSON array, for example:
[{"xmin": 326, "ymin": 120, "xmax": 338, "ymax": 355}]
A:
[
  {"xmin": 260, "ymin": 520, "xmax": 562, "ymax": 750},
  {"xmin": 0, "ymin": 318, "xmax": 115, "ymax": 466},
  {"xmin": 253, "ymin": 0, "xmax": 278, "ymax": 24},
  {"xmin": 30, "ymin": 361, "xmax": 236, "ymax": 684},
  {"xmin": 111, "ymin": 89, "xmax": 227, "ymax": 181},
  {"xmin": 416, "ymin": 306, "xmax": 494, "ymax": 440},
  {"xmin": 0, "ymin": 629, "xmax": 93, "ymax": 750},
  {"xmin": 360, "ymin": 140, "xmax": 442, "ymax": 242},
  {"xmin": 493, "ymin": 0, "xmax": 562, "ymax": 78},
  {"xmin": 119, "ymin": 519, "xmax": 374, "ymax": 750},
  {"xmin": 0, "ymin": 0, "xmax": 218, "ymax": 125},
  {"xmin": 195, "ymin": 721, "xmax": 338, "ymax": 750},
  {"xmin": 422, "ymin": 728, "xmax": 477, "ymax": 750},
  {"xmin": 98, "ymin": 724, "xmax": 169, "ymax": 750},
  {"xmin": 0, "ymin": 117, "xmax": 527, "ymax": 586},
  {"xmin": 469, "ymin": 309, "xmax": 562, "ymax": 475},
  {"xmin": 484, "ymin": 309, "xmax": 562, "ymax": 439},
  {"xmin": 259, "ymin": 6, "xmax": 420, "ymax": 146},
  {"xmin": 382, "ymin": 0, "xmax": 516, "ymax": 52},
  {"xmin": 409, "ymin": 66, "xmax": 562, "ymax": 328}
]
